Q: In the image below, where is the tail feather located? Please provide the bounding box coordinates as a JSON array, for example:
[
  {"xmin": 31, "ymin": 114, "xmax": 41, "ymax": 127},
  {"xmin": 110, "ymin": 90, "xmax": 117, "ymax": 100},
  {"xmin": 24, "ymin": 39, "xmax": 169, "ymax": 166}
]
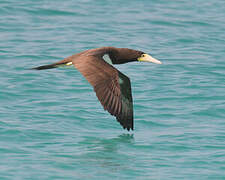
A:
[
  {"xmin": 31, "ymin": 64, "xmax": 58, "ymax": 70},
  {"xmin": 31, "ymin": 62, "xmax": 72, "ymax": 70}
]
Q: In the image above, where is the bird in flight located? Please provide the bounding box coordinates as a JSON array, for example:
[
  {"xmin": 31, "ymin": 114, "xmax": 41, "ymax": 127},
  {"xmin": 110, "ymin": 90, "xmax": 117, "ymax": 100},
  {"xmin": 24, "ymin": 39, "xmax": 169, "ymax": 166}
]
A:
[{"xmin": 32, "ymin": 47, "xmax": 162, "ymax": 131}]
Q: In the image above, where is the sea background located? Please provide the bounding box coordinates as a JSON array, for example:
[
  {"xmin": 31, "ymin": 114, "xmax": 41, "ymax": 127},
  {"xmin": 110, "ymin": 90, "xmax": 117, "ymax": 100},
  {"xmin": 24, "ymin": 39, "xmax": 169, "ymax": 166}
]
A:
[{"xmin": 0, "ymin": 0, "xmax": 225, "ymax": 179}]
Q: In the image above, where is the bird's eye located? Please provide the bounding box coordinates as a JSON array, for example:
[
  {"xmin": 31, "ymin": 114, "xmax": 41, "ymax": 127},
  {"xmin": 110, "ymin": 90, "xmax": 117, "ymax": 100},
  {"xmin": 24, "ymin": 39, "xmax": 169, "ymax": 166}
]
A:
[{"xmin": 141, "ymin": 54, "xmax": 145, "ymax": 57}]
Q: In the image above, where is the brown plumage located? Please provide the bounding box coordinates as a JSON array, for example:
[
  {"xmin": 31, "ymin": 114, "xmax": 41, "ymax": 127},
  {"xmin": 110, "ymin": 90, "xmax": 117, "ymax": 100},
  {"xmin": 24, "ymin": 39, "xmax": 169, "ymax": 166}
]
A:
[{"xmin": 32, "ymin": 47, "xmax": 162, "ymax": 131}]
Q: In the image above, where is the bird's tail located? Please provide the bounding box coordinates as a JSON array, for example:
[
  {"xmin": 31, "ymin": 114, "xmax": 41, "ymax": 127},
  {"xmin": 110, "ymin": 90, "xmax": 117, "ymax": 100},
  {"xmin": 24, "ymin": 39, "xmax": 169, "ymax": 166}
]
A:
[{"xmin": 31, "ymin": 61, "xmax": 73, "ymax": 70}]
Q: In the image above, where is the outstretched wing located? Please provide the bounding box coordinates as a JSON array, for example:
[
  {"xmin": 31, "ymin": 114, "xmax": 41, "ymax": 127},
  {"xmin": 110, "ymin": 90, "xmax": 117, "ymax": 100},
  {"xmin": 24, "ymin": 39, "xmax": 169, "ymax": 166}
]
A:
[{"xmin": 73, "ymin": 55, "xmax": 133, "ymax": 130}]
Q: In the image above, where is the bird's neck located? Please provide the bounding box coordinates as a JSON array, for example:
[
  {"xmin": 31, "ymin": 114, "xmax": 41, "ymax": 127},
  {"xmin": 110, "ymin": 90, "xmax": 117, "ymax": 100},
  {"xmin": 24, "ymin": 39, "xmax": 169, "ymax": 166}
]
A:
[{"xmin": 113, "ymin": 58, "xmax": 137, "ymax": 64}]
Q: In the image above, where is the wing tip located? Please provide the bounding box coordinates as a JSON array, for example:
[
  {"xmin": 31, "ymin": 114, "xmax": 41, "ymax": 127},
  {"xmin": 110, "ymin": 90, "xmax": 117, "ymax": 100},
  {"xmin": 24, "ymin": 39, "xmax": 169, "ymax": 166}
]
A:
[
  {"xmin": 123, "ymin": 126, "xmax": 134, "ymax": 131},
  {"xmin": 117, "ymin": 116, "xmax": 134, "ymax": 131}
]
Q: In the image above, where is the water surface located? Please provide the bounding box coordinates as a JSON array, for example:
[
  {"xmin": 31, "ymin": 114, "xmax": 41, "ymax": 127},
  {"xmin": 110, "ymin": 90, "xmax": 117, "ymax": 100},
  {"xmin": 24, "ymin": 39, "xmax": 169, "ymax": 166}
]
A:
[{"xmin": 0, "ymin": 0, "xmax": 225, "ymax": 179}]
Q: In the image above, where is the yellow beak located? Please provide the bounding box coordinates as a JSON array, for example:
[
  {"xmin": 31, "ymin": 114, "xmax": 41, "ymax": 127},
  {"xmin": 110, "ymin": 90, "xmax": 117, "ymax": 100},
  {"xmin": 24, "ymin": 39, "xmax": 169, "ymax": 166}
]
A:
[{"xmin": 138, "ymin": 54, "xmax": 162, "ymax": 64}]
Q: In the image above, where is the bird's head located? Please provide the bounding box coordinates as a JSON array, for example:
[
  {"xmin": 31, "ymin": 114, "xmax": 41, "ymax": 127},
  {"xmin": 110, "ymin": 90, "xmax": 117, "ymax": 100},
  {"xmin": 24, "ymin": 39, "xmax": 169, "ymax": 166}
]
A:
[
  {"xmin": 137, "ymin": 53, "xmax": 162, "ymax": 64},
  {"xmin": 115, "ymin": 48, "xmax": 162, "ymax": 64}
]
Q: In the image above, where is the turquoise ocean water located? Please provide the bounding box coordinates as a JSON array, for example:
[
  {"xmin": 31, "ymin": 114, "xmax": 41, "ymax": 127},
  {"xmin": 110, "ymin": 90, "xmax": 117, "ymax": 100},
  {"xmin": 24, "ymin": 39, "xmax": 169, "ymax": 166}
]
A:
[{"xmin": 1, "ymin": 0, "xmax": 225, "ymax": 179}]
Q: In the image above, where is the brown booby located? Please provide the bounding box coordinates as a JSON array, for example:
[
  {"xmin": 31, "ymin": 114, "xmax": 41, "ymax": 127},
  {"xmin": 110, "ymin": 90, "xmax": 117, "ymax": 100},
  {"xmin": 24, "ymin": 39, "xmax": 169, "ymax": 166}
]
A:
[{"xmin": 32, "ymin": 47, "xmax": 162, "ymax": 131}]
